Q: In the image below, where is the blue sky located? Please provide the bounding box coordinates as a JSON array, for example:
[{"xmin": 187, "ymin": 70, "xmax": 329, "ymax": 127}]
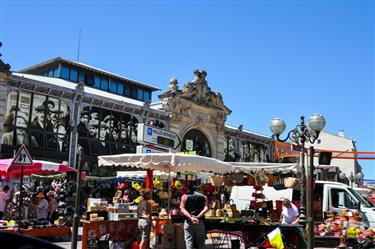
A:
[{"xmin": 1, "ymin": 1, "xmax": 374, "ymax": 178}]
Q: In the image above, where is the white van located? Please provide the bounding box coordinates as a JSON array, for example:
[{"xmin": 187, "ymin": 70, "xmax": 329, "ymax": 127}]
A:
[{"xmin": 230, "ymin": 180, "xmax": 375, "ymax": 228}]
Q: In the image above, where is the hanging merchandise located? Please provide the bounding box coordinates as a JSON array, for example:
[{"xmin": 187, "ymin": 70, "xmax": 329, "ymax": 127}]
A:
[
  {"xmin": 272, "ymin": 176, "xmax": 286, "ymax": 190},
  {"xmin": 229, "ymin": 171, "xmax": 244, "ymax": 185},
  {"xmin": 134, "ymin": 196, "xmax": 143, "ymax": 204},
  {"xmin": 174, "ymin": 180, "xmax": 183, "ymax": 190},
  {"xmin": 223, "ymin": 174, "xmax": 234, "ymax": 187},
  {"xmin": 210, "ymin": 175, "xmax": 224, "ymax": 187},
  {"xmin": 153, "ymin": 178, "xmax": 163, "ymax": 189},
  {"xmin": 267, "ymin": 175, "xmax": 276, "ymax": 186},
  {"xmin": 247, "ymin": 175, "xmax": 256, "ymax": 186},
  {"xmin": 132, "ymin": 181, "xmax": 142, "ymax": 191},
  {"xmin": 255, "ymin": 169, "xmax": 269, "ymax": 186},
  {"xmin": 284, "ymin": 177, "xmax": 299, "ymax": 189}
]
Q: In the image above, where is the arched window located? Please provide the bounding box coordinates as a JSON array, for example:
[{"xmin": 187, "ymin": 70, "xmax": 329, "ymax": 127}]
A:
[{"xmin": 182, "ymin": 129, "xmax": 211, "ymax": 157}]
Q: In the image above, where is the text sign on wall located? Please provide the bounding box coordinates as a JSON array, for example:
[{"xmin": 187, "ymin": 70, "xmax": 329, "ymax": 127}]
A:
[
  {"xmin": 137, "ymin": 124, "xmax": 181, "ymax": 150},
  {"xmin": 136, "ymin": 145, "xmax": 166, "ymax": 154}
]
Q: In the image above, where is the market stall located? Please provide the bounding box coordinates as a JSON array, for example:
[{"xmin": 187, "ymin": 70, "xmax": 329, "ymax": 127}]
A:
[
  {"xmin": 0, "ymin": 158, "xmax": 76, "ymax": 238},
  {"xmin": 98, "ymin": 152, "xmax": 233, "ymax": 248},
  {"xmin": 227, "ymin": 162, "xmax": 374, "ymax": 248}
]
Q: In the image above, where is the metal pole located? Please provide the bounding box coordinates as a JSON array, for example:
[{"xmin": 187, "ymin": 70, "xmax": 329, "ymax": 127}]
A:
[
  {"xmin": 71, "ymin": 147, "xmax": 83, "ymax": 249},
  {"xmin": 17, "ymin": 165, "xmax": 24, "ymax": 232},
  {"xmin": 299, "ymin": 116, "xmax": 306, "ymax": 227},
  {"xmin": 307, "ymin": 146, "xmax": 315, "ymax": 249}
]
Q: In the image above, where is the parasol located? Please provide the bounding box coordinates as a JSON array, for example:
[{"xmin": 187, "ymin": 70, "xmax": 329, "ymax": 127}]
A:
[{"xmin": 0, "ymin": 159, "xmax": 76, "ymax": 177}]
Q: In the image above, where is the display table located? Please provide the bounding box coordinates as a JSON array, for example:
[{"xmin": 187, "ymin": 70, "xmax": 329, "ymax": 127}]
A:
[
  {"xmin": 81, "ymin": 219, "xmax": 138, "ymax": 249},
  {"xmin": 314, "ymin": 236, "xmax": 374, "ymax": 249},
  {"xmin": 4, "ymin": 226, "xmax": 71, "ymax": 238},
  {"xmin": 205, "ymin": 219, "xmax": 307, "ymax": 249}
]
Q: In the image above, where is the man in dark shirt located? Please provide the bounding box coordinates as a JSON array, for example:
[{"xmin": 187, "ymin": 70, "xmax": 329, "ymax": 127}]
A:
[{"xmin": 180, "ymin": 184, "xmax": 208, "ymax": 249}]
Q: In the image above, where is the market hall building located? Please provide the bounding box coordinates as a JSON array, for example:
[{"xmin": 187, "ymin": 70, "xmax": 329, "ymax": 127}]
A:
[{"xmin": 0, "ymin": 56, "xmax": 272, "ymax": 173}]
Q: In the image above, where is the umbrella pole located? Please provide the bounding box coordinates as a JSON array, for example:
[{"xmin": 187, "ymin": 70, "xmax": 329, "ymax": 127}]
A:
[
  {"xmin": 167, "ymin": 170, "xmax": 171, "ymax": 219},
  {"xmin": 18, "ymin": 165, "xmax": 24, "ymax": 232}
]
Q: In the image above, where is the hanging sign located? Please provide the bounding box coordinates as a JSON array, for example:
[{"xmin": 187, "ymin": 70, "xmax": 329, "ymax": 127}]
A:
[
  {"xmin": 11, "ymin": 145, "xmax": 33, "ymax": 166},
  {"xmin": 137, "ymin": 123, "xmax": 181, "ymax": 150}
]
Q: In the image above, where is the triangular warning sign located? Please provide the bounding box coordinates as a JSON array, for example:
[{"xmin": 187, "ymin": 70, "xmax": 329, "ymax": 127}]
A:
[{"xmin": 11, "ymin": 145, "xmax": 33, "ymax": 166}]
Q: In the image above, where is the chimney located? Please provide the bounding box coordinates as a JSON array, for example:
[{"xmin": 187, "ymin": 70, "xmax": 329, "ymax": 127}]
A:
[{"xmin": 338, "ymin": 130, "xmax": 345, "ymax": 137}]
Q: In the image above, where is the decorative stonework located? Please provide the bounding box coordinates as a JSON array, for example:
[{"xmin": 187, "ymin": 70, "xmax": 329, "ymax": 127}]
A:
[
  {"xmin": 159, "ymin": 70, "xmax": 232, "ymax": 159},
  {"xmin": 159, "ymin": 69, "xmax": 231, "ymax": 126}
]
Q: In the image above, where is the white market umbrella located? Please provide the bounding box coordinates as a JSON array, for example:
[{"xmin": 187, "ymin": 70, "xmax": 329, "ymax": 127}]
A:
[
  {"xmin": 98, "ymin": 153, "xmax": 232, "ymax": 212},
  {"xmin": 98, "ymin": 153, "xmax": 232, "ymax": 173}
]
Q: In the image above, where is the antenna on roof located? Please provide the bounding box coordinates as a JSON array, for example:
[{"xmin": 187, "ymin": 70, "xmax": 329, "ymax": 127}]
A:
[{"xmin": 77, "ymin": 30, "xmax": 82, "ymax": 62}]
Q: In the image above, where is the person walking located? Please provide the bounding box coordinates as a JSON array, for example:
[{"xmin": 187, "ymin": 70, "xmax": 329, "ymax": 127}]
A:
[
  {"xmin": 137, "ymin": 189, "xmax": 152, "ymax": 249},
  {"xmin": 0, "ymin": 185, "xmax": 11, "ymax": 219},
  {"xmin": 180, "ymin": 184, "xmax": 209, "ymax": 249},
  {"xmin": 280, "ymin": 198, "xmax": 300, "ymax": 225}
]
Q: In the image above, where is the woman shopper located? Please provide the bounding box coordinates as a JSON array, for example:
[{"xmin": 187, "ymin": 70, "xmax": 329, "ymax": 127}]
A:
[
  {"xmin": 34, "ymin": 192, "xmax": 48, "ymax": 221},
  {"xmin": 47, "ymin": 191, "xmax": 58, "ymax": 222},
  {"xmin": 137, "ymin": 189, "xmax": 152, "ymax": 249}
]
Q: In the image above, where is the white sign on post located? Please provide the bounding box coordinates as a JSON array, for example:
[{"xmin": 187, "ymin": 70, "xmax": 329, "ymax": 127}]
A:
[
  {"xmin": 12, "ymin": 145, "xmax": 33, "ymax": 165},
  {"xmin": 137, "ymin": 124, "xmax": 181, "ymax": 150},
  {"xmin": 136, "ymin": 145, "xmax": 167, "ymax": 154}
]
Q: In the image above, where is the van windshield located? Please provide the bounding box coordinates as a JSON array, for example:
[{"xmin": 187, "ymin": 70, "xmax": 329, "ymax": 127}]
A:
[{"xmin": 348, "ymin": 188, "xmax": 372, "ymax": 208}]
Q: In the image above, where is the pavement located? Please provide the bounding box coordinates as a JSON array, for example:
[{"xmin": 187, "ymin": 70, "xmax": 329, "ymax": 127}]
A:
[{"xmin": 50, "ymin": 227, "xmax": 336, "ymax": 249}]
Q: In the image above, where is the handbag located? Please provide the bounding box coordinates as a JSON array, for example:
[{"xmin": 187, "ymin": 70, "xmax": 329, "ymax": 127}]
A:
[
  {"xmin": 255, "ymin": 169, "xmax": 269, "ymax": 186},
  {"xmin": 229, "ymin": 172, "xmax": 244, "ymax": 185},
  {"xmin": 284, "ymin": 177, "xmax": 299, "ymax": 188},
  {"xmin": 272, "ymin": 176, "xmax": 286, "ymax": 190},
  {"xmin": 267, "ymin": 175, "xmax": 275, "ymax": 186},
  {"xmin": 210, "ymin": 175, "xmax": 224, "ymax": 187},
  {"xmin": 223, "ymin": 174, "xmax": 234, "ymax": 187},
  {"xmin": 247, "ymin": 175, "xmax": 255, "ymax": 186}
]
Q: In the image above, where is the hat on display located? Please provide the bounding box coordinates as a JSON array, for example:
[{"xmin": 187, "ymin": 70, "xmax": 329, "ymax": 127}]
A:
[
  {"xmin": 36, "ymin": 192, "xmax": 45, "ymax": 198},
  {"xmin": 132, "ymin": 181, "xmax": 142, "ymax": 191},
  {"xmin": 118, "ymin": 183, "xmax": 126, "ymax": 190}
]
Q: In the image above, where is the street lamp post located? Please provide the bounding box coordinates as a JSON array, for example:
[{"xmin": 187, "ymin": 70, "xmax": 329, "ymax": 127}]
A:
[
  {"xmin": 69, "ymin": 82, "xmax": 85, "ymax": 249},
  {"xmin": 270, "ymin": 114, "xmax": 326, "ymax": 249},
  {"xmin": 71, "ymin": 147, "xmax": 83, "ymax": 249}
]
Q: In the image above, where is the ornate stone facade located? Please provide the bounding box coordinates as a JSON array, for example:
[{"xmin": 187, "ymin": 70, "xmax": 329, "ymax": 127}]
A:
[{"xmin": 159, "ymin": 70, "xmax": 272, "ymax": 162}]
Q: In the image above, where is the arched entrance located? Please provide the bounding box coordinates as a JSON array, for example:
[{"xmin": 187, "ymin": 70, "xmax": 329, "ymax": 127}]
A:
[{"xmin": 182, "ymin": 129, "xmax": 211, "ymax": 157}]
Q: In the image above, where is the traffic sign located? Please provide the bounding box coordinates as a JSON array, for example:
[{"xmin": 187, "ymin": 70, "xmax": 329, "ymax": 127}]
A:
[
  {"xmin": 137, "ymin": 124, "xmax": 181, "ymax": 150},
  {"xmin": 11, "ymin": 145, "xmax": 33, "ymax": 166},
  {"xmin": 136, "ymin": 145, "xmax": 167, "ymax": 154}
]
